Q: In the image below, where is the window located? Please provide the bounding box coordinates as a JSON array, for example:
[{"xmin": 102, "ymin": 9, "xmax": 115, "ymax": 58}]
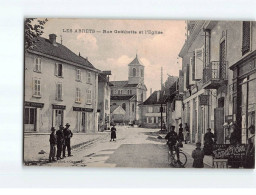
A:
[
  {"xmin": 140, "ymin": 93, "xmax": 143, "ymax": 101},
  {"xmin": 242, "ymin": 21, "xmax": 251, "ymax": 55},
  {"xmin": 87, "ymin": 72, "xmax": 91, "ymax": 83},
  {"xmin": 35, "ymin": 57, "xmax": 41, "ymax": 72},
  {"xmin": 133, "ymin": 68, "xmax": 136, "ymax": 77},
  {"xmin": 132, "ymin": 104, "xmax": 135, "ymax": 112},
  {"xmin": 56, "ymin": 83, "xmax": 63, "ymax": 101},
  {"xmin": 75, "ymin": 88, "xmax": 81, "ymax": 103},
  {"xmin": 24, "ymin": 108, "xmax": 36, "ymax": 124},
  {"xmin": 33, "ymin": 78, "xmax": 41, "ymax": 97},
  {"xmin": 87, "ymin": 89, "xmax": 92, "ymax": 104},
  {"xmin": 55, "ymin": 63, "xmax": 63, "ymax": 77},
  {"xmin": 118, "ymin": 90, "xmax": 122, "ymax": 95},
  {"xmin": 148, "ymin": 106, "xmax": 153, "ymax": 113},
  {"xmin": 111, "ymin": 90, "xmax": 113, "ymax": 95},
  {"xmin": 76, "ymin": 69, "xmax": 81, "ymax": 81},
  {"xmin": 122, "ymin": 103, "xmax": 126, "ymax": 111}
]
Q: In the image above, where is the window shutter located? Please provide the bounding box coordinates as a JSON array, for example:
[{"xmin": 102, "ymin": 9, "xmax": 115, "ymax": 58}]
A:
[
  {"xmin": 242, "ymin": 21, "xmax": 251, "ymax": 55},
  {"xmin": 32, "ymin": 78, "xmax": 35, "ymax": 95},
  {"xmin": 186, "ymin": 64, "xmax": 190, "ymax": 88},
  {"xmin": 195, "ymin": 46, "xmax": 204, "ymax": 80},
  {"xmin": 55, "ymin": 63, "xmax": 58, "ymax": 76},
  {"xmin": 189, "ymin": 57, "xmax": 196, "ymax": 84}
]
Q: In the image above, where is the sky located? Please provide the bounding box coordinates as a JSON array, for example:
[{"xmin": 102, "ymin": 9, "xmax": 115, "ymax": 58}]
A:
[{"xmin": 41, "ymin": 18, "xmax": 186, "ymax": 95}]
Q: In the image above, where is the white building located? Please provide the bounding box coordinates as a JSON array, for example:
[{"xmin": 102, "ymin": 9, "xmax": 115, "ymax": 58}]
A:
[{"xmin": 24, "ymin": 34, "xmax": 100, "ymax": 133}]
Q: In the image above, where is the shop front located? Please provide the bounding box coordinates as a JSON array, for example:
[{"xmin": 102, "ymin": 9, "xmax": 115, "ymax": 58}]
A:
[
  {"xmin": 52, "ymin": 104, "xmax": 66, "ymax": 129},
  {"xmin": 231, "ymin": 50, "xmax": 256, "ymax": 144},
  {"xmin": 73, "ymin": 107, "xmax": 93, "ymax": 133},
  {"xmin": 24, "ymin": 101, "xmax": 44, "ymax": 132}
]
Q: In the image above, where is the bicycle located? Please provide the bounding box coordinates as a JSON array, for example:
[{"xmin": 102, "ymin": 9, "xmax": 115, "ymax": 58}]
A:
[{"xmin": 167, "ymin": 144, "xmax": 187, "ymax": 167}]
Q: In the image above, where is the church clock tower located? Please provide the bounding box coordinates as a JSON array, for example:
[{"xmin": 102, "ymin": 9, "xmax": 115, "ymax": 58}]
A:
[{"xmin": 128, "ymin": 54, "xmax": 144, "ymax": 84}]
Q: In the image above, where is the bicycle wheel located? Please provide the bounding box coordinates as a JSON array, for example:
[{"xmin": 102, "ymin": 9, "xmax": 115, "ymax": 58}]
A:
[{"xmin": 173, "ymin": 152, "xmax": 187, "ymax": 167}]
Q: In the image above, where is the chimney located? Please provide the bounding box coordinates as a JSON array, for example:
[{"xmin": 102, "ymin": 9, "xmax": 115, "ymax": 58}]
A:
[
  {"xmin": 150, "ymin": 88, "xmax": 152, "ymax": 95},
  {"xmin": 49, "ymin": 34, "xmax": 57, "ymax": 45}
]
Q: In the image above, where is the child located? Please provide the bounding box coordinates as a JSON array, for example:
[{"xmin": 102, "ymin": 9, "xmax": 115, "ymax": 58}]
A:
[
  {"xmin": 49, "ymin": 127, "xmax": 57, "ymax": 162},
  {"xmin": 192, "ymin": 142, "xmax": 204, "ymax": 168}
]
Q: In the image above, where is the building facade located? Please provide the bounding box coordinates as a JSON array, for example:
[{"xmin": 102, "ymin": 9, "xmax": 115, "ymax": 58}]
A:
[
  {"xmin": 110, "ymin": 55, "xmax": 147, "ymax": 125},
  {"xmin": 98, "ymin": 71, "xmax": 112, "ymax": 131},
  {"xmin": 139, "ymin": 90, "xmax": 167, "ymax": 128},
  {"xmin": 178, "ymin": 21, "xmax": 256, "ymax": 144},
  {"xmin": 24, "ymin": 34, "xmax": 99, "ymax": 133},
  {"xmin": 166, "ymin": 80, "xmax": 183, "ymax": 132}
]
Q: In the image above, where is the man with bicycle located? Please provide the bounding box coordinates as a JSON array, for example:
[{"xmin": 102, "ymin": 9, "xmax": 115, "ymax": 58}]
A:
[{"xmin": 165, "ymin": 125, "xmax": 182, "ymax": 165}]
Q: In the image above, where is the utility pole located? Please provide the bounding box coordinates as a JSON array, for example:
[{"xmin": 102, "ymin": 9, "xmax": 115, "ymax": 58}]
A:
[{"xmin": 160, "ymin": 67, "xmax": 163, "ymax": 131}]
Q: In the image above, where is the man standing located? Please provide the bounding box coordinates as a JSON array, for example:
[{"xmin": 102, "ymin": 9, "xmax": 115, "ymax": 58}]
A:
[
  {"xmin": 63, "ymin": 123, "xmax": 73, "ymax": 157},
  {"xmin": 49, "ymin": 127, "xmax": 57, "ymax": 162},
  {"xmin": 56, "ymin": 125, "xmax": 64, "ymax": 160}
]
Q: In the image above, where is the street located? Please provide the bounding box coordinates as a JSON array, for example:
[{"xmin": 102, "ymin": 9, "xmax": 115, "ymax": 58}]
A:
[{"xmin": 24, "ymin": 127, "xmax": 210, "ymax": 168}]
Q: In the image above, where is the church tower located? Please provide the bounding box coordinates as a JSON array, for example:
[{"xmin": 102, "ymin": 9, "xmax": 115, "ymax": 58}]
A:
[{"xmin": 128, "ymin": 54, "xmax": 144, "ymax": 84}]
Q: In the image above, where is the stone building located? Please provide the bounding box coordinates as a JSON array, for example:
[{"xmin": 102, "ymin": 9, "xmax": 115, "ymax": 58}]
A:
[
  {"xmin": 110, "ymin": 54, "xmax": 147, "ymax": 124},
  {"xmin": 24, "ymin": 34, "xmax": 99, "ymax": 133},
  {"xmin": 139, "ymin": 90, "xmax": 167, "ymax": 128}
]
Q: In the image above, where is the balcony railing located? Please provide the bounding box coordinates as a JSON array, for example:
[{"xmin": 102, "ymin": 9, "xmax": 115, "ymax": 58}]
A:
[{"xmin": 203, "ymin": 61, "xmax": 228, "ymax": 89}]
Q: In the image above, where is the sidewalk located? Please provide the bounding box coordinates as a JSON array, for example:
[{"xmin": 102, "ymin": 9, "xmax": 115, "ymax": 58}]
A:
[
  {"xmin": 23, "ymin": 132, "xmax": 109, "ymax": 164},
  {"xmin": 181, "ymin": 143, "xmax": 213, "ymax": 167}
]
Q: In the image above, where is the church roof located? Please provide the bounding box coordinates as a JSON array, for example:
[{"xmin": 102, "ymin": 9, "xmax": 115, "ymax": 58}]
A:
[
  {"xmin": 110, "ymin": 81, "xmax": 128, "ymax": 87},
  {"xmin": 128, "ymin": 54, "xmax": 144, "ymax": 66},
  {"xmin": 111, "ymin": 95, "xmax": 135, "ymax": 101}
]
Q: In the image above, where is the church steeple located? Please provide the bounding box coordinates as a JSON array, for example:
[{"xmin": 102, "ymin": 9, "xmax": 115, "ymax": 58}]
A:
[{"xmin": 128, "ymin": 54, "xmax": 144, "ymax": 84}]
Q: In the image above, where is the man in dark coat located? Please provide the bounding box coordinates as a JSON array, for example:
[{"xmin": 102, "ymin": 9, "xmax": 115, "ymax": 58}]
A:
[
  {"xmin": 63, "ymin": 123, "xmax": 73, "ymax": 157},
  {"xmin": 203, "ymin": 128, "xmax": 215, "ymax": 155},
  {"xmin": 49, "ymin": 127, "xmax": 57, "ymax": 162},
  {"xmin": 165, "ymin": 125, "xmax": 181, "ymax": 164},
  {"xmin": 56, "ymin": 125, "xmax": 64, "ymax": 160}
]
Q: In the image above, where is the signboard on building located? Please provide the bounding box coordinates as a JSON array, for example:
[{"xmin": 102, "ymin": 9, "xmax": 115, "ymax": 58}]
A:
[
  {"xmin": 199, "ymin": 95, "xmax": 209, "ymax": 105},
  {"xmin": 25, "ymin": 101, "xmax": 44, "ymax": 108},
  {"xmin": 213, "ymin": 144, "xmax": 247, "ymax": 162},
  {"xmin": 52, "ymin": 104, "xmax": 66, "ymax": 110},
  {"xmin": 73, "ymin": 107, "xmax": 93, "ymax": 112}
]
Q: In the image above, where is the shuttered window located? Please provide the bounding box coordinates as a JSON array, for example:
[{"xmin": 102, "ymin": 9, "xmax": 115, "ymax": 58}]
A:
[
  {"xmin": 76, "ymin": 69, "xmax": 81, "ymax": 81},
  {"xmin": 55, "ymin": 63, "xmax": 63, "ymax": 77},
  {"xmin": 35, "ymin": 58, "xmax": 41, "ymax": 72},
  {"xmin": 33, "ymin": 78, "xmax": 41, "ymax": 97},
  {"xmin": 75, "ymin": 88, "xmax": 81, "ymax": 103},
  {"xmin": 87, "ymin": 89, "xmax": 92, "ymax": 104},
  {"xmin": 242, "ymin": 21, "xmax": 251, "ymax": 55},
  {"xmin": 56, "ymin": 83, "xmax": 63, "ymax": 101}
]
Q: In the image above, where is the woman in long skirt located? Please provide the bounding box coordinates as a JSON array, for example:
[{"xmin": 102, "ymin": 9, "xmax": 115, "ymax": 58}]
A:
[{"xmin": 110, "ymin": 125, "xmax": 117, "ymax": 141}]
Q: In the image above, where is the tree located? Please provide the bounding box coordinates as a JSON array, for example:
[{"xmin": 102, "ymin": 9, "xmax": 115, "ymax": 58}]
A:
[{"xmin": 24, "ymin": 18, "xmax": 48, "ymax": 51}]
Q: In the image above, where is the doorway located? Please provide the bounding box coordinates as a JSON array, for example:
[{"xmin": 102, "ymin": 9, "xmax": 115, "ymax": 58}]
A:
[
  {"xmin": 55, "ymin": 109, "xmax": 63, "ymax": 128},
  {"xmin": 24, "ymin": 107, "xmax": 37, "ymax": 131}
]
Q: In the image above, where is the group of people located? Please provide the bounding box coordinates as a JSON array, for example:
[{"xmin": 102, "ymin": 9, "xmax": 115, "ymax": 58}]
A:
[
  {"xmin": 165, "ymin": 125, "xmax": 204, "ymax": 168},
  {"xmin": 49, "ymin": 123, "xmax": 73, "ymax": 162}
]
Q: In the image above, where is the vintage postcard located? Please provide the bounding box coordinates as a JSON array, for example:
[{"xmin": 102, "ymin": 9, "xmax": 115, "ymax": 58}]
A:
[{"xmin": 23, "ymin": 18, "xmax": 255, "ymax": 168}]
